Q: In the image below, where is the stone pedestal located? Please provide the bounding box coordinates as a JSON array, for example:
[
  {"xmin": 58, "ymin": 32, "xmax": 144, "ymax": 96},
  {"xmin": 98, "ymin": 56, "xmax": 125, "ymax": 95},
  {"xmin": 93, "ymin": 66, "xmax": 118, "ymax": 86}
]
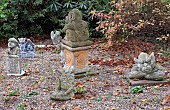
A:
[
  {"xmin": 58, "ymin": 43, "xmax": 97, "ymax": 78},
  {"xmin": 7, "ymin": 55, "xmax": 25, "ymax": 76}
]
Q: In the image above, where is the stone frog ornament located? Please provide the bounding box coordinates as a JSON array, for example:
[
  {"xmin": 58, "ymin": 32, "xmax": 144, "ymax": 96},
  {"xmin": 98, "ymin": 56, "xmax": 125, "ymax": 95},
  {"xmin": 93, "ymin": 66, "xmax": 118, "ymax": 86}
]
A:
[
  {"xmin": 128, "ymin": 52, "xmax": 165, "ymax": 81},
  {"xmin": 8, "ymin": 38, "xmax": 20, "ymax": 56}
]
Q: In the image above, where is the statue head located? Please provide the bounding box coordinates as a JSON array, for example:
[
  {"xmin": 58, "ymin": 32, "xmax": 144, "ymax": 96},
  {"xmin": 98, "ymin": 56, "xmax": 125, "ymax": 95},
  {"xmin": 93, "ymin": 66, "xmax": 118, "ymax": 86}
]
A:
[
  {"xmin": 68, "ymin": 9, "xmax": 82, "ymax": 22},
  {"xmin": 8, "ymin": 38, "xmax": 19, "ymax": 48},
  {"xmin": 18, "ymin": 38, "xmax": 26, "ymax": 44}
]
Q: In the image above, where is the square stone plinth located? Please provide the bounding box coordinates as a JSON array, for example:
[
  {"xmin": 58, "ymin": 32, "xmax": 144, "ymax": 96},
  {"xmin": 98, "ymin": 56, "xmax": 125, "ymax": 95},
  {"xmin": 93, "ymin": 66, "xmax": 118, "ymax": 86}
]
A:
[
  {"xmin": 64, "ymin": 48, "xmax": 88, "ymax": 69},
  {"xmin": 62, "ymin": 43, "xmax": 90, "ymax": 70},
  {"xmin": 60, "ymin": 43, "xmax": 99, "ymax": 78},
  {"xmin": 126, "ymin": 76, "xmax": 169, "ymax": 86},
  {"xmin": 57, "ymin": 69, "xmax": 99, "ymax": 79}
]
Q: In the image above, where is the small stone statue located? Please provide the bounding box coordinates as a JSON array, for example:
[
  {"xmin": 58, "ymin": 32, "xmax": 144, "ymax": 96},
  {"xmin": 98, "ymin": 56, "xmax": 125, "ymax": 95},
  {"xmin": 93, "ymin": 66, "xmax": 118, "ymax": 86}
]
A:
[
  {"xmin": 128, "ymin": 52, "xmax": 165, "ymax": 81},
  {"xmin": 50, "ymin": 73, "xmax": 75, "ymax": 101},
  {"xmin": 50, "ymin": 31, "xmax": 61, "ymax": 45},
  {"xmin": 61, "ymin": 9, "xmax": 92, "ymax": 47},
  {"xmin": 8, "ymin": 38, "xmax": 20, "ymax": 56},
  {"xmin": 18, "ymin": 38, "xmax": 26, "ymax": 52},
  {"xmin": 7, "ymin": 38, "xmax": 25, "ymax": 76},
  {"xmin": 18, "ymin": 38, "xmax": 35, "ymax": 58}
]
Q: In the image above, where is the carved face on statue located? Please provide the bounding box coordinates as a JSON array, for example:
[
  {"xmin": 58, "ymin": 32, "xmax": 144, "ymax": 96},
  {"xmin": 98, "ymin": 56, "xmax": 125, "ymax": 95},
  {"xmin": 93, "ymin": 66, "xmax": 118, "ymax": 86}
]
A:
[
  {"xmin": 8, "ymin": 38, "xmax": 18, "ymax": 48},
  {"xmin": 129, "ymin": 52, "xmax": 165, "ymax": 80},
  {"xmin": 68, "ymin": 9, "xmax": 82, "ymax": 22},
  {"xmin": 134, "ymin": 52, "xmax": 155, "ymax": 73},
  {"xmin": 25, "ymin": 39, "xmax": 34, "ymax": 51},
  {"xmin": 8, "ymin": 38, "xmax": 20, "ymax": 56}
]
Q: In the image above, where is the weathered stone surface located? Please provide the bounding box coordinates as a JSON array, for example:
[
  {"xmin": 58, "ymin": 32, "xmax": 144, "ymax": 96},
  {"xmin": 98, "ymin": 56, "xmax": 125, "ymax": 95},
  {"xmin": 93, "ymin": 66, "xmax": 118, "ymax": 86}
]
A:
[
  {"xmin": 7, "ymin": 55, "xmax": 24, "ymax": 76},
  {"xmin": 61, "ymin": 44, "xmax": 91, "ymax": 74},
  {"xmin": 127, "ymin": 77, "xmax": 169, "ymax": 86},
  {"xmin": 62, "ymin": 9, "xmax": 92, "ymax": 47},
  {"xmin": 8, "ymin": 38, "xmax": 20, "ymax": 56},
  {"xmin": 50, "ymin": 31, "xmax": 61, "ymax": 45},
  {"xmin": 128, "ymin": 52, "xmax": 165, "ymax": 81},
  {"xmin": 50, "ymin": 73, "xmax": 75, "ymax": 101},
  {"xmin": 61, "ymin": 39, "xmax": 92, "ymax": 48},
  {"xmin": 18, "ymin": 38, "xmax": 36, "ymax": 58}
]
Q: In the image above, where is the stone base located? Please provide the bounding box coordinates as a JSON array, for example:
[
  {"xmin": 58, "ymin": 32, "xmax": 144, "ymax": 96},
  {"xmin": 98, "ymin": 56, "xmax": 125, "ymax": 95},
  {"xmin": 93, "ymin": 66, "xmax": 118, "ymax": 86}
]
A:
[
  {"xmin": 126, "ymin": 76, "xmax": 169, "ymax": 86},
  {"xmin": 7, "ymin": 70, "xmax": 25, "ymax": 76},
  {"xmin": 61, "ymin": 39, "xmax": 92, "ymax": 48},
  {"xmin": 57, "ymin": 68, "xmax": 98, "ymax": 79}
]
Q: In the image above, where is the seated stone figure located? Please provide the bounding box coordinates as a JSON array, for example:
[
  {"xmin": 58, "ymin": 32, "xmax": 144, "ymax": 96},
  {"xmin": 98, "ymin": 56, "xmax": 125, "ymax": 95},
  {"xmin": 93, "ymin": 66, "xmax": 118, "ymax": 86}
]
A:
[
  {"xmin": 62, "ymin": 9, "xmax": 92, "ymax": 47},
  {"xmin": 128, "ymin": 52, "xmax": 165, "ymax": 81},
  {"xmin": 50, "ymin": 73, "xmax": 74, "ymax": 101},
  {"xmin": 8, "ymin": 38, "xmax": 20, "ymax": 56}
]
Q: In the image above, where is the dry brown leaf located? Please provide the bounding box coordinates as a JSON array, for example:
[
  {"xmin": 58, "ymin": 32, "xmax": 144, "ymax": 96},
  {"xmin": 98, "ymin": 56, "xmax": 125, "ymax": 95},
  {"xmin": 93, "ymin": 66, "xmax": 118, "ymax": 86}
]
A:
[
  {"xmin": 139, "ymin": 93, "xmax": 145, "ymax": 96},
  {"xmin": 161, "ymin": 99, "xmax": 167, "ymax": 105},
  {"xmin": 166, "ymin": 95, "xmax": 170, "ymax": 100},
  {"xmin": 6, "ymin": 85, "xmax": 11, "ymax": 90},
  {"xmin": 110, "ymin": 107, "xmax": 116, "ymax": 110},
  {"xmin": 34, "ymin": 70, "xmax": 40, "ymax": 74},
  {"xmin": 9, "ymin": 79, "xmax": 14, "ymax": 82},
  {"xmin": 113, "ymin": 91, "xmax": 119, "ymax": 96},
  {"xmin": 122, "ymin": 90, "xmax": 128, "ymax": 94},
  {"xmin": 43, "ymin": 89, "xmax": 48, "ymax": 92},
  {"xmin": 73, "ymin": 106, "xmax": 81, "ymax": 110},
  {"xmin": 60, "ymin": 104, "xmax": 68, "ymax": 109},
  {"xmin": 21, "ymin": 76, "xmax": 27, "ymax": 80},
  {"xmin": 33, "ymin": 85, "xmax": 39, "ymax": 89}
]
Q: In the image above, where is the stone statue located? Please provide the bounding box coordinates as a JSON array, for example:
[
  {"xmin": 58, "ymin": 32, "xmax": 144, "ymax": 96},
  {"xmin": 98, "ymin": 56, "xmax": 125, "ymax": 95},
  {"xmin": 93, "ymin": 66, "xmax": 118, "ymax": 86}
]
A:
[
  {"xmin": 7, "ymin": 38, "xmax": 25, "ymax": 76},
  {"xmin": 50, "ymin": 73, "xmax": 75, "ymax": 101},
  {"xmin": 18, "ymin": 38, "xmax": 36, "ymax": 58},
  {"xmin": 50, "ymin": 31, "xmax": 61, "ymax": 45},
  {"xmin": 8, "ymin": 38, "xmax": 20, "ymax": 56},
  {"xmin": 62, "ymin": 9, "xmax": 92, "ymax": 47},
  {"xmin": 128, "ymin": 52, "xmax": 165, "ymax": 81},
  {"xmin": 18, "ymin": 38, "xmax": 26, "ymax": 52}
]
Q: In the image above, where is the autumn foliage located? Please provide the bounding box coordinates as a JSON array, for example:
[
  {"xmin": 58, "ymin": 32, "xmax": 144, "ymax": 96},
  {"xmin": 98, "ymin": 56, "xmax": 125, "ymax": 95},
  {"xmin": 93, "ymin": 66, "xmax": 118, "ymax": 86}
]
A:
[{"xmin": 91, "ymin": 0, "xmax": 170, "ymax": 42}]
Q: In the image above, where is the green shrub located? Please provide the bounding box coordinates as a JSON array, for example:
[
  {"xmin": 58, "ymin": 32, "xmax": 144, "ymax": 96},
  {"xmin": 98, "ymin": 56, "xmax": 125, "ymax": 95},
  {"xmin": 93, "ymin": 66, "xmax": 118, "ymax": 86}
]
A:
[
  {"xmin": 0, "ymin": 0, "xmax": 112, "ymax": 38},
  {"xmin": 0, "ymin": 0, "xmax": 18, "ymax": 38}
]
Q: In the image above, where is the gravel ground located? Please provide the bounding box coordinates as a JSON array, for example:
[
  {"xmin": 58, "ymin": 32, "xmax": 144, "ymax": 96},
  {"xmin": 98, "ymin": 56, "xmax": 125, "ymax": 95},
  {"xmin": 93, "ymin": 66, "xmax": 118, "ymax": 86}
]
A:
[{"xmin": 0, "ymin": 45, "xmax": 169, "ymax": 110}]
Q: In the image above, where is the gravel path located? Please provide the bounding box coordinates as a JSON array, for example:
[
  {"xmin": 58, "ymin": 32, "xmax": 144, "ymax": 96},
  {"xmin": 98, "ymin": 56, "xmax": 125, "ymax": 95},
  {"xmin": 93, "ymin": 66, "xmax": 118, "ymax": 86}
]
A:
[{"xmin": 0, "ymin": 46, "xmax": 169, "ymax": 110}]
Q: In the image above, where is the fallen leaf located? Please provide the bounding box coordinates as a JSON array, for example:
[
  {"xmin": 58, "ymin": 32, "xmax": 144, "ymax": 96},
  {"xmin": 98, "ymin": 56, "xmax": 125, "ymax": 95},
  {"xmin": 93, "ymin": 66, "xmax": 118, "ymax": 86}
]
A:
[
  {"xmin": 113, "ymin": 91, "xmax": 119, "ymax": 96},
  {"xmin": 166, "ymin": 95, "xmax": 170, "ymax": 100},
  {"xmin": 6, "ymin": 85, "xmax": 11, "ymax": 90},
  {"xmin": 122, "ymin": 90, "xmax": 128, "ymax": 94},
  {"xmin": 21, "ymin": 76, "xmax": 27, "ymax": 80},
  {"xmin": 43, "ymin": 89, "xmax": 48, "ymax": 92},
  {"xmin": 141, "ymin": 99, "xmax": 148, "ymax": 105},
  {"xmin": 73, "ymin": 106, "xmax": 81, "ymax": 110},
  {"xmin": 60, "ymin": 104, "xmax": 68, "ymax": 109},
  {"xmin": 110, "ymin": 107, "xmax": 116, "ymax": 110},
  {"xmin": 161, "ymin": 99, "xmax": 167, "ymax": 105},
  {"xmin": 139, "ymin": 93, "xmax": 145, "ymax": 97}
]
